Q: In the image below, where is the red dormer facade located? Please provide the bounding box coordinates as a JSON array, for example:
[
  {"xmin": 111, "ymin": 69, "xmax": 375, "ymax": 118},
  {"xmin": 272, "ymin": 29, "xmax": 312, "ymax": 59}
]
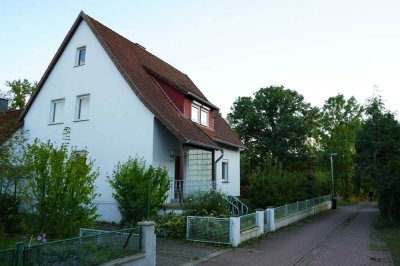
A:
[{"xmin": 152, "ymin": 76, "xmax": 215, "ymax": 129}]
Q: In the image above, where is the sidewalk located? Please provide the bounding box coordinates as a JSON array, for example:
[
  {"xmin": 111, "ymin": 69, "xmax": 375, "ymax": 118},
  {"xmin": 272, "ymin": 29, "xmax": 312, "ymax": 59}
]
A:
[{"xmin": 200, "ymin": 203, "xmax": 392, "ymax": 266}]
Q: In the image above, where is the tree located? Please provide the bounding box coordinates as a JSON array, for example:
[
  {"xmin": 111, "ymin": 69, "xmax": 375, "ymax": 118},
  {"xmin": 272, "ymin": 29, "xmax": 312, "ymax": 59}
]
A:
[
  {"xmin": 355, "ymin": 96, "xmax": 400, "ymax": 222},
  {"xmin": 316, "ymin": 94, "xmax": 362, "ymax": 199},
  {"xmin": 108, "ymin": 157, "xmax": 170, "ymax": 225},
  {"xmin": 228, "ymin": 86, "xmax": 318, "ymax": 171},
  {"xmin": 22, "ymin": 128, "xmax": 99, "ymax": 237},
  {"xmin": 1, "ymin": 79, "xmax": 37, "ymax": 110}
]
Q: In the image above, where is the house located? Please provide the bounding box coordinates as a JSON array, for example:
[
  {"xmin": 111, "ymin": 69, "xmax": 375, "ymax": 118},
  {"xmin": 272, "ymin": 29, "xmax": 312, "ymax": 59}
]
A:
[{"xmin": 20, "ymin": 12, "xmax": 245, "ymax": 222}]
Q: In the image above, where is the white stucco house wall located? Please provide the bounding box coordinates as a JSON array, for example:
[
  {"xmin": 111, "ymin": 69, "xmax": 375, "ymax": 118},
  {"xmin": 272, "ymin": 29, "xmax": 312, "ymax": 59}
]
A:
[{"xmin": 20, "ymin": 12, "xmax": 245, "ymax": 222}]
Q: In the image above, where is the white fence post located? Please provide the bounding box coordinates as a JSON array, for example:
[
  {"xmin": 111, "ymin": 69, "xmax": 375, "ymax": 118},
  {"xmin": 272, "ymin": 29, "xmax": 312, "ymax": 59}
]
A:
[
  {"xmin": 266, "ymin": 208, "xmax": 275, "ymax": 232},
  {"xmin": 256, "ymin": 210, "xmax": 264, "ymax": 236},
  {"xmin": 138, "ymin": 221, "xmax": 156, "ymax": 266},
  {"xmin": 230, "ymin": 216, "xmax": 241, "ymax": 247}
]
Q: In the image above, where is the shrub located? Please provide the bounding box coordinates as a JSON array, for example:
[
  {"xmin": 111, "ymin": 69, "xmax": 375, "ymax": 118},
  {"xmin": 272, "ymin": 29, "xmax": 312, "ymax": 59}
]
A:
[
  {"xmin": 156, "ymin": 212, "xmax": 186, "ymax": 238},
  {"xmin": 22, "ymin": 128, "xmax": 99, "ymax": 238},
  {"xmin": 184, "ymin": 190, "xmax": 229, "ymax": 217},
  {"xmin": 249, "ymin": 155, "xmax": 321, "ymax": 208},
  {"xmin": 108, "ymin": 157, "xmax": 170, "ymax": 226}
]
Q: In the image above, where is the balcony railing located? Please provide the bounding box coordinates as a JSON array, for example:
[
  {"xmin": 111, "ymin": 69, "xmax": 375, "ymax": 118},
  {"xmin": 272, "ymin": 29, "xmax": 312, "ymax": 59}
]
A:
[{"xmin": 169, "ymin": 180, "xmax": 216, "ymax": 203}]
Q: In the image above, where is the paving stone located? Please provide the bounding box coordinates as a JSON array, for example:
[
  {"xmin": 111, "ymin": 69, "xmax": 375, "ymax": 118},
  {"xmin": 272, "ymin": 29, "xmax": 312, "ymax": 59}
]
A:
[{"xmin": 200, "ymin": 203, "xmax": 392, "ymax": 266}]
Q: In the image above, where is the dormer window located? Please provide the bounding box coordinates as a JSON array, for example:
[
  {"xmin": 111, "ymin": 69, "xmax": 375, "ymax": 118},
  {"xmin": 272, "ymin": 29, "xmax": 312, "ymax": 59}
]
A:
[
  {"xmin": 191, "ymin": 101, "xmax": 209, "ymax": 127},
  {"xmin": 200, "ymin": 108, "xmax": 209, "ymax": 126},
  {"xmin": 76, "ymin": 46, "xmax": 86, "ymax": 66},
  {"xmin": 191, "ymin": 104, "xmax": 200, "ymax": 123}
]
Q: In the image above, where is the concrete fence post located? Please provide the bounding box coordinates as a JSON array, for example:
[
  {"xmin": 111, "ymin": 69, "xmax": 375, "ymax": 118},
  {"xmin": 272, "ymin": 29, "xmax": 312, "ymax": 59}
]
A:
[
  {"xmin": 285, "ymin": 204, "xmax": 288, "ymax": 216},
  {"xmin": 255, "ymin": 210, "xmax": 264, "ymax": 236},
  {"xmin": 138, "ymin": 221, "xmax": 156, "ymax": 266},
  {"xmin": 297, "ymin": 201, "xmax": 299, "ymax": 213},
  {"xmin": 266, "ymin": 208, "xmax": 275, "ymax": 232},
  {"xmin": 230, "ymin": 216, "xmax": 241, "ymax": 247}
]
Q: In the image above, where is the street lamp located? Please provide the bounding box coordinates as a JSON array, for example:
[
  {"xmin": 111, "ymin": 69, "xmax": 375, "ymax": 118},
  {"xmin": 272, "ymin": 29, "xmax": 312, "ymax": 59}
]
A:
[{"xmin": 330, "ymin": 153, "xmax": 337, "ymax": 197}]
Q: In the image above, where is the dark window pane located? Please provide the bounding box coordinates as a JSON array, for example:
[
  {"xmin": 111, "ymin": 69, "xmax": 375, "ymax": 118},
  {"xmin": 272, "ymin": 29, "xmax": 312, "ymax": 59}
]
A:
[{"xmin": 79, "ymin": 48, "xmax": 86, "ymax": 65}]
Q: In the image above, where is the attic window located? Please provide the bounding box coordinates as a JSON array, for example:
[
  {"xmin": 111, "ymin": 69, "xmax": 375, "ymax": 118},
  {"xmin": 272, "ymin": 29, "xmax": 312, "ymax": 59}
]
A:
[
  {"xmin": 76, "ymin": 46, "xmax": 86, "ymax": 66},
  {"xmin": 191, "ymin": 101, "xmax": 209, "ymax": 127}
]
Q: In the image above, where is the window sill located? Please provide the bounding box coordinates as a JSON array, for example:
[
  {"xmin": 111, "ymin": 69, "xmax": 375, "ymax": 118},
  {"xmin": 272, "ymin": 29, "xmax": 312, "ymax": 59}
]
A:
[
  {"xmin": 73, "ymin": 119, "xmax": 89, "ymax": 123},
  {"xmin": 73, "ymin": 64, "xmax": 86, "ymax": 68},
  {"xmin": 48, "ymin": 122, "xmax": 64, "ymax": 126},
  {"xmin": 222, "ymin": 181, "xmax": 229, "ymax": 183}
]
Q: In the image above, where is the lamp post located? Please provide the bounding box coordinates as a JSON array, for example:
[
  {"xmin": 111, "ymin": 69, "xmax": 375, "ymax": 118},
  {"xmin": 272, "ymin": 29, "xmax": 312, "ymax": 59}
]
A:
[{"xmin": 330, "ymin": 153, "xmax": 337, "ymax": 197}]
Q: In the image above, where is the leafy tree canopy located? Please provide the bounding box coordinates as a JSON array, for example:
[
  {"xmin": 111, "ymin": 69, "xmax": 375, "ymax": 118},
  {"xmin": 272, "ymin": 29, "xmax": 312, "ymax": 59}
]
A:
[
  {"xmin": 316, "ymin": 94, "xmax": 363, "ymax": 198},
  {"xmin": 228, "ymin": 86, "xmax": 318, "ymax": 169},
  {"xmin": 1, "ymin": 79, "xmax": 37, "ymax": 111}
]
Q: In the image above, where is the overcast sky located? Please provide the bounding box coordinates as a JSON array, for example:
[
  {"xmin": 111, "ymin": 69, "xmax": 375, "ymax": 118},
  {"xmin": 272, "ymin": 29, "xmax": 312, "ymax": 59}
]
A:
[{"xmin": 1, "ymin": 0, "xmax": 399, "ymax": 116}]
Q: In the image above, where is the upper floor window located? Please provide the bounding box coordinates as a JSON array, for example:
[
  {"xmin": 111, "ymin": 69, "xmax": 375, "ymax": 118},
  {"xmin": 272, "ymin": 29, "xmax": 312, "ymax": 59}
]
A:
[
  {"xmin": 50, "ymin": 98, "xmax": 65, "ymax": 124},
  {"xmin": 191, "ymin": 101, "xmax": 209, "ymax": 127},
  {"xmin": 75, "ymin": 94, "xmax": 90, "ymax": 121},
  {"xmin": 191, "ymin": 104, "xmax": 200, "ymax": 123},
  {"xmin": 76, "ymin": 46, "xmax": 86, "ymax": 66}
]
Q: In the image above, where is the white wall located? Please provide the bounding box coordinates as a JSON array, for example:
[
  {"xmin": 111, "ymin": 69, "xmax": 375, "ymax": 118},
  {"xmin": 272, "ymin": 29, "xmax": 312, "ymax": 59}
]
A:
[
  {"xmin": 152, "ymin": 119, "xmax": 180, "ymax": 179},
  {"xmin": 215, "ymin": 147, "xmax": 240, "ymax": 196},
  {"xmin": 23, "ymin": 21, "xmax": 155, "ymax": 203}
]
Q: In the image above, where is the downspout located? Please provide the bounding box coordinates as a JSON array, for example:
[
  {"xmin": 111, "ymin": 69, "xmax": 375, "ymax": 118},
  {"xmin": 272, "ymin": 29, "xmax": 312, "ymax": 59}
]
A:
[{"xmin": 213, "ymin": 149, "xmax": 224, "ymax": 189}]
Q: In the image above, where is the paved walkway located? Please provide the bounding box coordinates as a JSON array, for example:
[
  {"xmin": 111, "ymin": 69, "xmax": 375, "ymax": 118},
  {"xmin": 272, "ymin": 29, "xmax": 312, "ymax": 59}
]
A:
[
  {"xmin": 200, "ymin": 203, "xmax": 392, "ymax": 266},
  {"xmin": 157, "ymin": 238, "xmax": 226, "ymax": 266}
]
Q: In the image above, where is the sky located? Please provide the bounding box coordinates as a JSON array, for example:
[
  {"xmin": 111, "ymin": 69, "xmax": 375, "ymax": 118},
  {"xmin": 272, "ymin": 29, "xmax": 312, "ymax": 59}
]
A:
[{"xmin": 1, "ymin": 0, "xmax": 399, "ymax": 117}]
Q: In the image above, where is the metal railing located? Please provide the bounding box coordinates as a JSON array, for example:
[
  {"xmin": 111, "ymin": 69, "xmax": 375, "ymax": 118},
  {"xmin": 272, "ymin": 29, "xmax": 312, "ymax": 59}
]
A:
[
  {"xmin": 169, "ymin": 180, "xmax": 216, "ymax": 203},
  {"xmin": 0, "ymin": 228, "xmax": 141, "ymax": 266},
  {"xmin": 274, "ymin": 195, "xmax": 331, "ymax": 221},
  {"xmin": 186, "ymin": 216, "xmax": 230, "ymax": 245},
  {"xmin": 0, "ymin": 248, "xmax": 15, "ymax": 266},
  {"xmin": 226, "ymin": 195, "xmax": 249, "ymax": 216},
  {"xmin": 240, "ymin": 213, "xmax": 257, "ymax": 232}
]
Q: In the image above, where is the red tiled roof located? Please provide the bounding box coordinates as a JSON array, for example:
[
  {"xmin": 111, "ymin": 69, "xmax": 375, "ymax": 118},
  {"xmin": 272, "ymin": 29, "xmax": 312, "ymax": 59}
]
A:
[
  {"xmin": 0, "ymin": 110, "xmax": 23, "ymax": 142},
  {"xmin": 22, "ymin": 12, "xmax": 244, "ymax": 150}
]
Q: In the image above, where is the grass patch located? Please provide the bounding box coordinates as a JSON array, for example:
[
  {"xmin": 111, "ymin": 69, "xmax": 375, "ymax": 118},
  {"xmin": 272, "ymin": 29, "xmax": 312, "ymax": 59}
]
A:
[
  {"xmin": 338, "ymin": 196, "xmax": 365, "ymax": 206},
  {"xmin": 374, "ymin": 216, "xmax": 400, "ymax": 266},
  {"xmin": 0, "ymin": 234, "xmax": 30, "ymax": 249}
]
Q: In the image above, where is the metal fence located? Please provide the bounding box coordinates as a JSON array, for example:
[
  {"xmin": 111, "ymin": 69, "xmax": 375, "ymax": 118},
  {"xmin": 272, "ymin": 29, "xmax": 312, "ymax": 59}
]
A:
[
  {"xmin": 274, "ymin": 195, "xmax": 331, "ymax": 221},
  {"xmin": 240, "ymin": 213, "xmax": 257, "ymax": 232},
  {"xmin": 0, "ymin": 248, "xmax": 15, "ymax": 266},
  {"xmin": 186, "ymin": 216, "xmax": 230, "ymax": 245},
  {"xmin": 0, "ymin": 228, "xmax": 141, "ymax": 266},
  {"xmin": 93, "ymin": 201, "xmax": 122, "ymax": 223}
]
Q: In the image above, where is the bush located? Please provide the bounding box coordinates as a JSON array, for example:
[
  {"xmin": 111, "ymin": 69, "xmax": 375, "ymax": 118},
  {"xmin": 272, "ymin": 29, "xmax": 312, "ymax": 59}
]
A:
[
  {"xmin": 184, "ymin": 190, "xmax": 229, "ymax": 217},
  {"xmin": 156, "ymin": 212, "xmax": 186, "ymax": 238},
  {"xmin": 108, "ymin": 157, "xmax": 170, "ymax": 226},
  {"xmin": 249, "ymin": 156, "xmax": 321, "ymax": 208},
  {"xmin": 22, "ymin": 128, "xmax": 99, "ymax": 238}
]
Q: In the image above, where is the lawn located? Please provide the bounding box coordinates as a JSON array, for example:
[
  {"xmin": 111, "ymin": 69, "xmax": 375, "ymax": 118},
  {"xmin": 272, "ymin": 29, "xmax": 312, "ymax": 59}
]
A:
[{"xmin": 375, "ymin": 217, "xmax": 400, "ymax": 266}]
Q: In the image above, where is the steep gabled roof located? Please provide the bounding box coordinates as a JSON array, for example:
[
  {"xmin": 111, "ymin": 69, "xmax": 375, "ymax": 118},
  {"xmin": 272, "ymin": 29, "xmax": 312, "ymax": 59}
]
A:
[{"xmin": 22, "ymin": 12, "xmax": 244, "ymax": 150}]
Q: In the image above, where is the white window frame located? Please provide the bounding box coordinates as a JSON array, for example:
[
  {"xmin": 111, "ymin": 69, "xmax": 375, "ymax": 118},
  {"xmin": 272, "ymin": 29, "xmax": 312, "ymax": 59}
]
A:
[
  {"xmin": 75, "ymin": 94, "xmax": 90, "ymax": 121},
  {"xmin": 191, "ymin": 103, "xmax": 200, "ymax": 123},
  {"xmin": 222, "ymin": 159, "xmax": 229, "ymax": 182},
  {"xmin": 191, "ymin": 101, "xmax": 210, "ymax": 127},
  {"xmin": 75, "ymin": 46, "xmax": 86, "ymax": 66},
  {"xmin": 49, "ymin": 98, "xmax": 65, "ymax": 124}
]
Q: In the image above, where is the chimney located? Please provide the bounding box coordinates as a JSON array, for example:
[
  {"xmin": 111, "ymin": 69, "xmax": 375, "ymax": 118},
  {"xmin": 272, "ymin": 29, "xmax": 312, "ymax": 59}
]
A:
[{"xmin": 0, "ymin": 98, "xmax": 8, "ymax": 113}]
